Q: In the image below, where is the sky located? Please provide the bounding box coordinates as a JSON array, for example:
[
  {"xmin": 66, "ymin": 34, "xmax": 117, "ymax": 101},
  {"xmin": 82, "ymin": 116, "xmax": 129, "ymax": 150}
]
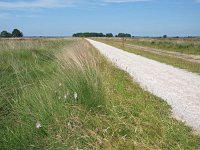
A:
[{"xmin": 0, "ymin": 0, "xmax": 200, "ymax": 36}]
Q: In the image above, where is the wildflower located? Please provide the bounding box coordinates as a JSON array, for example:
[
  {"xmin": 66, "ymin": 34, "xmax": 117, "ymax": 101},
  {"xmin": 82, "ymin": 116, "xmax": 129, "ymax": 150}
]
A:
[
  {"xmin": 36, "ymin": 121, "xmax": 42, "ymax": 129},
  {"xmin": 74, "ymin": 92, "xmax": 78, "ymax": 100},
  {"xmin": 64, "ymin": 91, "xmax": 70, "ymax": 99},
  {"xmin": 59, "ymin": 83, "xmax": 62, "ymax": 87},
  {"xmin": 98, "ymin": 138, "xmax": 102, "ymax": 145}
]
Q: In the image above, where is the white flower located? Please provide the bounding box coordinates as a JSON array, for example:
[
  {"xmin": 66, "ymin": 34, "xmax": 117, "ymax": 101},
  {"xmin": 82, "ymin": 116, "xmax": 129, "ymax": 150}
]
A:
[
  {"xmin": 98, "ymin": 138, "xmax": 102, "ymax": 145},
  {"xmin": 74, "ymin": 92, "xmax": 78, "ymax": 100},
  {"xmin": 36, "ymin": 121, "xmax": 42, "ymax": 129},
  {"xmin": 59, "ymin": 83, "xmax": 62, "ymax": 87}
]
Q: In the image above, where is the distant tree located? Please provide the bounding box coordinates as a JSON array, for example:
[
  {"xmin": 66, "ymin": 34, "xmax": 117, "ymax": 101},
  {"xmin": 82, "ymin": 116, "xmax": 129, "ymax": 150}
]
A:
[
  {"xmin": 117, "ymin": 33, "xmax": 131, "ymax": 38},
  {"xmin": 163, "ymin": 35, "xmax": 167, "ymax": 38},
  {"xmin": 0, "ymin": 30, "xmax": 12, "ymax": 38},
  {"xmin": 106, "ymin": 33, "xmax": 113, "ymax": 37},
  {"xmin": 12, "ymin": 29, "xmax": 23, "ymax": 37},
  {"xmin": 73, "ymin": 32, "xmax": 105, "ymax": 37}
]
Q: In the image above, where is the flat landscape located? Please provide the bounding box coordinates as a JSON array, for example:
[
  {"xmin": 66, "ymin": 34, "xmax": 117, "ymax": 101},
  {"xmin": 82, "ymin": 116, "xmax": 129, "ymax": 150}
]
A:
[
  {"xmin": 1, "ymin": 0, "xmax": 200, "ymax": 149},
  {"xmin": 1, "ymin": 38, "xmax": 200, "ymax": 149}
]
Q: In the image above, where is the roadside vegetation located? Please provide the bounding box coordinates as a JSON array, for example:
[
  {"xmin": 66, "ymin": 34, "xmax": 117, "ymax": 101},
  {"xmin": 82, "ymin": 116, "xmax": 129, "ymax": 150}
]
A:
[
  {"xmin": 0, "ymin": 38, "xmax": 200, "ymax": 149},
  {"xmin": 99, "ymin": 37, "xmax": 200, "ymax": 55},
  {"xmin": 95, "ymin": 38, "xmax": 200, "ymax": 74}
]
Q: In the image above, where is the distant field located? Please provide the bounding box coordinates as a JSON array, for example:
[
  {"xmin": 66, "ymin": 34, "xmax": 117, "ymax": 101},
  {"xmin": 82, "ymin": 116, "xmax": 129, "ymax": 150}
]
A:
[
  {"xmin": 99, "ymin": 37, "xmax": 200, "ymax": 55},
  {"xmin": 95, "ymin": 38, "xmax": 200, "ymax": 74},
  {"xmin": 0, "ymin": 38, "xmax": 200, "ymax": 149}
]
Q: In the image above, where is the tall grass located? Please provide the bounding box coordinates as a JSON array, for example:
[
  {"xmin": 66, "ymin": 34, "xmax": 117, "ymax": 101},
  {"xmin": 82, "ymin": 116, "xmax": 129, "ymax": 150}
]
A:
[{"xmin": 0, "ymin": 38, "xmax": 105, "ymax": 149}]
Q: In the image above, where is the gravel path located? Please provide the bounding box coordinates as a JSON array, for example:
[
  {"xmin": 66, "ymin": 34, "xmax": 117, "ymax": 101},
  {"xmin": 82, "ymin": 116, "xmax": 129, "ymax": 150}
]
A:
[{"xmin": 87, "ymin": 39, "xmax": 200, "ymax": 132}]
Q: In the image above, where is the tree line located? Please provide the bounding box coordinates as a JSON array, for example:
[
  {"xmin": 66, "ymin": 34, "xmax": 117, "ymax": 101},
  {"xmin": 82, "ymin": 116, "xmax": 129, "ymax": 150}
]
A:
[
  {"xmin": 0, "ymin": 29, "xmax": 23, "ymax": 38},
  {"xmin": 73, "ymin": 32, "xmax": 132, "ymax": 38}
]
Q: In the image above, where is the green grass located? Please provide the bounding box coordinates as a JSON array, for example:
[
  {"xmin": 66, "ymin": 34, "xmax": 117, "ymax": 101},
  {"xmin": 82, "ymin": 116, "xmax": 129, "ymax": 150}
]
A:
[
  {"xmin": 0, "ymin": 38, "xmax": 200, "ymax": 149},
  {"xmin": 99, "ymin": 37, "xmax": 200, "ymax": 55},
  {"xmin": 0, "ymin": 38, "xmax": 105, "ymax": 149},
  {"xmin": 127, "ymin": 39, "xmax": 200, "ymax": 55},
  {"xmin": 95, "ymin": 38, "xmax": 200, "ymax": 74}
]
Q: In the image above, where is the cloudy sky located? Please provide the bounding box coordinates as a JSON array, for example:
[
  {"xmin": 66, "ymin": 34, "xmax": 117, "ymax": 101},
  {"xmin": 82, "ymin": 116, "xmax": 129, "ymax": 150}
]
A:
[{"xmin": 0, "ymin": 0, "xmax": 200, "ymax": 36}]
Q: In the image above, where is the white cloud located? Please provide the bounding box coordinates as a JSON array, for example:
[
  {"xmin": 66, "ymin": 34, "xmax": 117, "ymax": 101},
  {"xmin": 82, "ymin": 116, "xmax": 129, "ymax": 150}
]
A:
[
  {"xmin": 0, "ymin": 0, "xmax": 151, "ymax": 9},
  {"xmin": 0, "ymin": 0, "xmax": 78, "ymax": 9},
  {"xmin": 103, "ymin": 0, "xmax": 150, "ymax": 3}
]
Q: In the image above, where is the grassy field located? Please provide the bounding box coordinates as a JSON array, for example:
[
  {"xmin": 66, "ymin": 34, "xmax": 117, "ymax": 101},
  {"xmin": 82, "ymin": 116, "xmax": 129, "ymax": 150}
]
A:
[
  {"xmin": 95, "ymin": 38, "xmax": 200, "ymax": 74},
  {"xmin": 98, "ymin": 37, "xmax": 200, "ymax": 55},
  {"xmin": 0, "ymin": 38, "xmax": 200, "ymax": 149}
]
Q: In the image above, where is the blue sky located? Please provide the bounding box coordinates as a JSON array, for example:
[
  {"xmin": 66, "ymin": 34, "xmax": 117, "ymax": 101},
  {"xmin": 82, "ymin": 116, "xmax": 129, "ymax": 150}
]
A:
[{"xmin": 0, "ymin": 0, "xmax": 200, "ymax": 36}]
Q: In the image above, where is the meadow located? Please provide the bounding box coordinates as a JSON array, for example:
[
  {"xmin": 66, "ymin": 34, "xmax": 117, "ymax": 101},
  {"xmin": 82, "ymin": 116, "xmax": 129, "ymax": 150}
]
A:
[
  {"xmin": 0, "ymin": 38, "xmax": 200, "ymax": 149},
  {"xmin": 98, "ymin": 37, "xmax": 200, "ymax": 55},
  {"xmin": 128, "ymin": 38, "xmax": 200, "ymax": 55}
]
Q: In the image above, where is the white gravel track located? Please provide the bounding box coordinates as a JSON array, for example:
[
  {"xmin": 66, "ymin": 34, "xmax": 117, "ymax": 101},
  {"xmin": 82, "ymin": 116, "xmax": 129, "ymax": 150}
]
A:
[{"xmin": 87, "ymin": 39, "xmax": 200, "ymax": 132}]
